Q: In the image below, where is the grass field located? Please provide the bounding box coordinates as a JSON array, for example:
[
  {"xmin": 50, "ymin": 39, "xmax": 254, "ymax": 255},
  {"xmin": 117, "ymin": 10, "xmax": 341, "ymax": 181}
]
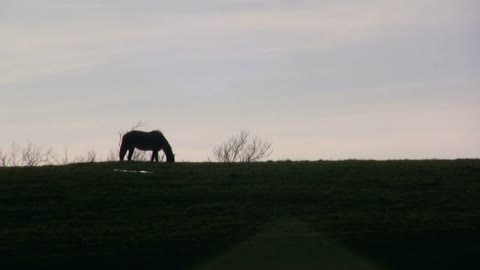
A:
[{"xmin": 1, "ymin": 160, "xmax": 479, "ymax": 269}]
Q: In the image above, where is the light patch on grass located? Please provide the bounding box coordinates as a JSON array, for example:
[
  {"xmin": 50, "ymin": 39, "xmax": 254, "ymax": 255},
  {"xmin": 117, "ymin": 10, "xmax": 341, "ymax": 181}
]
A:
[
  {"xmin": 113, "ymin": 169, "xmax": 152, "ymax": 174},
  {"xmin": 197, "ymin": 219, "xmax": 382, "ymax": 270}
]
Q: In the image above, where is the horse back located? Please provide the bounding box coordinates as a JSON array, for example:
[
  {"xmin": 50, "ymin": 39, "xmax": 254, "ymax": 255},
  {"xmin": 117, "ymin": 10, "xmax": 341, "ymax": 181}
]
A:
[{"xmin": 122, "ymin": 130, "xmax": 166, "ymax": 151}]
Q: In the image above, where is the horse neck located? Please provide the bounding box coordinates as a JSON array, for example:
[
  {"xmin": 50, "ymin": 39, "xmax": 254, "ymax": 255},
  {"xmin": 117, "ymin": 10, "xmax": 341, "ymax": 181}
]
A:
[{"xmin": 162, "ymin": 141, "xmax": 175, "ymax": 162}]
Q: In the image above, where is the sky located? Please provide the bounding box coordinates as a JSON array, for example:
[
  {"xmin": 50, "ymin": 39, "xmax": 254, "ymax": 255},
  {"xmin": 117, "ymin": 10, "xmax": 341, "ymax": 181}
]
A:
[{"xmin": 1, "ymin": 0, "xmax": 479, "ymax": 161}]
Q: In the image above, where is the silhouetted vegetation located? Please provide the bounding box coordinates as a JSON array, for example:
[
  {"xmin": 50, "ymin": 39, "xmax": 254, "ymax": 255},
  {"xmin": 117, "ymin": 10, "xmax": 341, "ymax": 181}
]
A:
[
  {"xmin": 0, "ymin": 143, "xmax": 97, "ymax": 167},
  {"xmin": 212, "ymin": 130, "xmax": 272, "ymax": 162}
]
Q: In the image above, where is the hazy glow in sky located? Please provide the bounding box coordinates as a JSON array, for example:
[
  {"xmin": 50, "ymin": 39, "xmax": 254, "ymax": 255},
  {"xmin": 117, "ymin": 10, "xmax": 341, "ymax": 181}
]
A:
[{"xmin": 1, "ymin": 0, "xmax": 479, "ymax": 161}]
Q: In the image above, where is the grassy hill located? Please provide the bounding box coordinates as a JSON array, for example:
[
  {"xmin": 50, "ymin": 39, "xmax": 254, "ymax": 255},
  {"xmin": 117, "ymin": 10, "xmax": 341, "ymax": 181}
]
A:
[{"xmin": 1, "ymin": 160, "xmax": 479, "ymax": 269}]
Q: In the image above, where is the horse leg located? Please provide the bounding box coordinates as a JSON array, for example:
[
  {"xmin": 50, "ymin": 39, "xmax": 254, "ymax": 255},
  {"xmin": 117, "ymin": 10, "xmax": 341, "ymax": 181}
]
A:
[
  {"xmin": 119, "ymin": 149, "xmax": 126, "ymax": 161},
  {"xmin": 119, "ymin": 144, "xmax": 128, "ymax": 161},
  {"xmin": 127, "ymin": 148, "xmax": 134, "ymax": 161},
  {"xmin": 151, "ymin": 151, "xmax": 159, "ymax": 162}
]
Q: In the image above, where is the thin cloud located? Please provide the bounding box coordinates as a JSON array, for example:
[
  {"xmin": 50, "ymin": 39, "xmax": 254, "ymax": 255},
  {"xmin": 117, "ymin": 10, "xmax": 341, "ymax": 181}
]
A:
[
  {"xmin": 0, "ymin": 23, "xmax": 159, "ymax": 85},
  {"xmin": 2, "ymin": 0, "xmax": 477, "ymax": 85},
  {"xmin": 57, "ymin": 1, "xmax": 103, "ymax": 9}
]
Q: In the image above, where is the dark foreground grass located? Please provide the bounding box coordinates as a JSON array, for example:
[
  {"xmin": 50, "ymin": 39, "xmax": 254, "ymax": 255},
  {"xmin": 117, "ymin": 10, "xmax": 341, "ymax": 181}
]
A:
[{"xmin": 1, "ymin": 160, "xmax": 479, "ymax": 269}]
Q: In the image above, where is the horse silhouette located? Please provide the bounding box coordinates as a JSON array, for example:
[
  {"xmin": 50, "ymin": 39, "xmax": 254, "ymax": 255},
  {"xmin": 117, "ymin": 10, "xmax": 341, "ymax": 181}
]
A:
[{"xmin": 120, "ymin": 130, "xmax": 175, "ymax": 162}]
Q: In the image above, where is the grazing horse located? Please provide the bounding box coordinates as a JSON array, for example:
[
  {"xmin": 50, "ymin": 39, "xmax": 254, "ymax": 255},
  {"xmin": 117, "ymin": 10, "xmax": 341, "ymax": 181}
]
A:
[{"xmin": 119, "ymin": 130, "xmax": 175, "ymax": 162}]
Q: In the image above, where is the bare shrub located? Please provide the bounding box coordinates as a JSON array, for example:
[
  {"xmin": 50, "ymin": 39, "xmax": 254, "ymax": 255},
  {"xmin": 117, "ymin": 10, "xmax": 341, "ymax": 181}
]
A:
[
  {"xmin": 60, "ymin": 146, "xmax": 70, "ymax": 165},
  {"xmin": 49, "ymin": 146, "xmax": 83, "ymax": 165},
  {"xmin": 66, "ymin": 150, "xmax": 96, "ymax": 164},
  {"xmin": 242, "ymin": 137, "xmax": 273, "ymax": 162},
  {"xmin": 21, "ymin": 142, "xmax": 46, "ymax": 166},
  {"xmin": 9, "ymin": 143, "xmax": 21, "ymax": 167},
  {"xmin": 72, "ymin": 155, "xmax": 86, "ymax": 163},
  {"xmin": 0, "ymin": 148, "xmax": 8, "ymax": 167},
  {"xmin": 106, "ymin": 149, "xmax": 119, "ymax": 162},
  {"xmin": 212, "ymin": 130, "xmax": 272, "ymax": 162},
  {"xmin": 86, "ymin": 150, "xmax": 97, "ymax": 163},
  {"xmin": 43, "ymin": 147, "xmax": 58, "ymax": 165},
  {"xmin": 0, "ymin": 143, "xmax": 102, "ymax": 166}
]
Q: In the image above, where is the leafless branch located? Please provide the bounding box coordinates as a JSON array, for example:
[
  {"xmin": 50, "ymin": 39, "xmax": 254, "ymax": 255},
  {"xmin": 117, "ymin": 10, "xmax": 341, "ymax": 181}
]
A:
[
  {"xmin": 107, "ymin": 149, "xmax": 119, "ymax": 162},
  {"xmin": 9, "ymin": 143, "xmax": 21, "ymax": 167},
  {"xmin": 43, "ymin": 147, "xmax": 58, "ymax": 165},
  {"xmin": 213, "ymin": 130, "xmax": 272, "ymax": 162},
  {"xmin": 86, "ymin": 150, "xmax": 97, "ymax": 163},
  {"xmin": 0, "ymin": 148, "xmax": 8, "ymax": 167},
  {"xmin": 132, "ymin": 150, "xmax": 149, "ymax": 161},
  {"xmin": 61, "ymin": 146, "xmax": 70, "ymax": 165},
  {"xmin": 21, "ymin": 142, "xmax": 45, "ymax": 166}
]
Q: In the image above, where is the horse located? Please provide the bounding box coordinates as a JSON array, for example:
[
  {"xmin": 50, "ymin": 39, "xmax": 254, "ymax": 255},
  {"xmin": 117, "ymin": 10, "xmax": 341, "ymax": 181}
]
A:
[{"xmin": 119, "ymin": 130, "xmax": 175, "ymax": 162}]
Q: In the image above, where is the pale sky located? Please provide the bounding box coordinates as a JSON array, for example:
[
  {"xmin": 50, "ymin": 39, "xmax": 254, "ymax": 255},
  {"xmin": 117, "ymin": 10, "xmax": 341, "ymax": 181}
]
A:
[{"xmin": 1, "ymin": 0, "xmax": 479, "ymax": 161}]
